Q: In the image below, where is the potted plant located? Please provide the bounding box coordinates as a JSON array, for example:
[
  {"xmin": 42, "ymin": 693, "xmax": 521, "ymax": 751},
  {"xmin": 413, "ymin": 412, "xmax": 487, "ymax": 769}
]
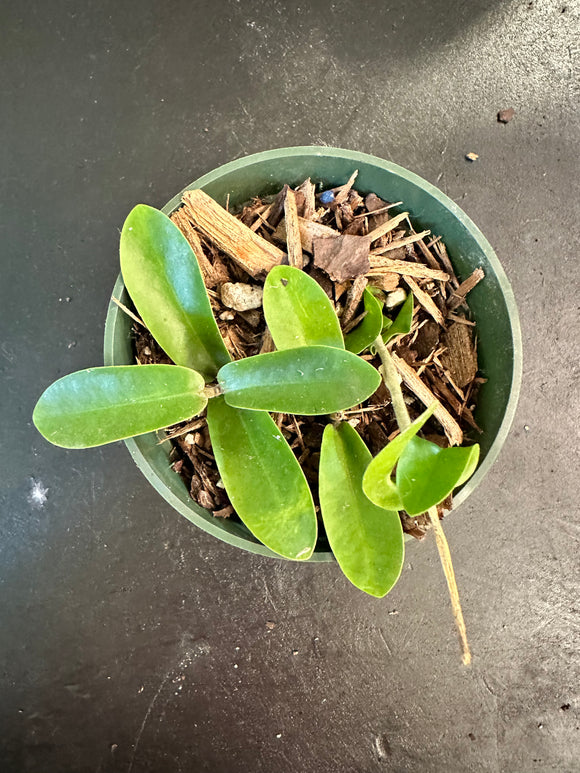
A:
[{"xmin": 33, "ymin": 147, "xmax": 522, "ymax": 662}]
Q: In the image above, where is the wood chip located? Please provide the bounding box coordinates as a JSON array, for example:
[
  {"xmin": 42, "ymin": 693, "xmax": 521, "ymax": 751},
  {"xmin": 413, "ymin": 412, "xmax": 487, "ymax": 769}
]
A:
[
  {"xmin": 366, "ymin": 211, "xmax": 409, "ymax": 243},
  {"xmin": 391, "ymin": 353, "xmax": 463, "ymax": 446},
  {"xmin": 368, "ymin": 258, "xmax": 448, "ymax": 282},
  {"xmin": 274, "ymin": 216, "xmax": 338, "ymax": 253},
  {"xmin": 313, "ymin": 234, "xmax": 371, "ymax": 282},
  {"xmin": 368, "ymin": 274, "xmax": 399, "ymax": 293},
  {"xmin": 439, "ymin": 323, "xmax": 478, "ymax": 388},
  {"xmin": 283, "ymin": 188, "xmax": 304, "ymax": 269},
  {"xmin": 340, "ymin": 275, "xmax": 368, "ymax": 328},
  {"xmin": 434, "ymin": 242, "xmax": 459, "ymax": 288},
  {"xmin": 403, "ymin": 276, "xmax": 445, "ymax": 326},
  {"xmin": 333, "ymin": 170, "xmax": 358, "ymax": 204},
  {"xmin": 448, "ymin": 268, "xmax": 485, "ymax": 310},
  {"xmin": 296, "ymin": 178, "xmax": 316, "ymax": 220},
  {"xmin": 181, "ymin": 189, "xmax": 285, "ymax": 277},
  {"xmin": 171, "ymin": 208, "xmax": 223, "ymax": 287},
  {"xmin": 370, "ymin": 230, "xmax": 431, "ymax": 254}
]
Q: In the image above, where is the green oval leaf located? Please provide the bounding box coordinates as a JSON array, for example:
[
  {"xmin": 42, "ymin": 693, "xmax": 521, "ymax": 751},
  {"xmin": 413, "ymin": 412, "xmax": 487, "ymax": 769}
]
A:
[
  {"xmin": 383, "ymin": 292, "xmax": 413, "ymax": 343},
  {"xmin": 263, "ymin": 265, "xmax": 344, "ymax": 350},
  {"xmin": 206, "ymin": 397, "xmax": 317, "ymax": 560},
  {"xmin": 219, "ymin": 346, "xmax": 381, "ymax": 415},
  {"xmin": 120, "ymin": 204, "xmax": 230, "ymax": 380},
  {"xmin": 397, "ymin": 437, "xmax": 480, "ymax": 516},
  {"xmin": 344, "ymin": 287, "xmax": 384, "ymax": 354},
  {"xmin": 362, "ymin": 402, "xmax": 438, "ymax": 510},
  {"xmin": 319, "ymin": 422, "xmax": 404, "ymax": 597},
  {"xmin": 33, "ymin": 365, "xmax": 207, "ymax": 448}
]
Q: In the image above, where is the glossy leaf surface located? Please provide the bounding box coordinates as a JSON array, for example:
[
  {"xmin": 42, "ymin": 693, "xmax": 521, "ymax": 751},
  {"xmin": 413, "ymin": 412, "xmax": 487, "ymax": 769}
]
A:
[
  {"xmin": 362, "ymin": 402, "xmax": 438, "ymax": 510},
  {"xmin": 263, "ymin": 265, "xmax": 344, "ymax": 350},
  {"xmin": 397, "ymin": 437, "xmax": 480, "ymax": 515},
  {"xmin": 218, "ymin": 346, "xmax": 381, "ymax": 415},
  {"xmin": 206, "ymin": 397, "xmax": 317, "ymax": 560},
  {"xmin": 319, "ymin": 422, "xmax": 404, "ymax": 597},
  {"xmin": 345, "ymin": 287, "xmax": 384, "ymax": 354},
  {"xmin": 33, "ymin": 365, "xmax": 207, "ymax": 449},
  {"xmin": 383, "ymin": 292, "xmax": 413, "ymax": 343},
  {"xmin": 120, "ymin": 204, "xmax": 230, "ymax": 379}
]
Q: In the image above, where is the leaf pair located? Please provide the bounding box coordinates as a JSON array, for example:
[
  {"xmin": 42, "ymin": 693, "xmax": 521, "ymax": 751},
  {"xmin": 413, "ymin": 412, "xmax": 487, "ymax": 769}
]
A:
[
  {"xmin": 363, "ymin": 403, "xmax": 480, "ymax": 516},
  {"xmin": 263, "ymin": 267, "xmax": 403, "ymax": 595}
]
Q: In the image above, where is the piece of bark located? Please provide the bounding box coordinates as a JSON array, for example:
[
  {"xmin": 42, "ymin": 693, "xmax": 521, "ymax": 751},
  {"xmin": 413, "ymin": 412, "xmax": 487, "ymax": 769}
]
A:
[
  {"xmin": 181, "ymin": 189, "xmax": 285, "ymax": 277},
  {"xmin": 348, "ymin": 189, "xmax": 365, "ymax": 211},
  {"xmin": 448, "ymin": 268, "xmax": 485, "ymax": 310},
  {"xmin": 368, "ymin": 274, "xmax": 400, "ymax": 293},
  {"xmin": 213, "ymin": 505, "xmax": 234, "ymax": 519},
  {"xmin": 274, "ymin": 217, "xmax": 338, "ymax": 253},
  {"xmin": 434, "ymin": 242, "xmax": 459, "ymax": 288},
  {"xmin": 368, "ymin": 258, "xmax": 449, "ymax": 282},
  {"xmin": 391, "ymin": 353, "xmax": 463, "ymax": 446},
  {"xmin": 370, "ymin": 230, "xmax": 431, "ymax": 254},
  {"xmin": 425, "ymin": 369, "xmax": 481, "ymax": 432},
  {"xmin": 333, "ymin": 170, "xmax": 359, "ymax": 204},
  {"xmin": 447, "ymin": 312, "xmax": 475, "ymax": 326},
  {"xmin": 284, "ymin": 188, "xmax": 304, "ymax": 269},
  {"xmin": 340, "ymin": 275, "xmax": 368, "ymax": 328},
  {"xmin": 366, "ymin": 211, "xmax": 410, "ymax": 243},
  {"xmin": 296, "ymin": 178, "xmax": 316, "ymax": 220},
  {"xmin": 439, "ymin": 323, "xmax": 478, "ymax": 388},
  {"xmin": 413, "ymin": 233, "xmax": 445, "ymax": 273},
  {"xmin": 403, "ymin": 276, "xmax": 446, "ymax": 326},
  {"xmin": 171, "ymin": 208, "xmax": 222, "ymax": 287},
  {"xmin": 313, "ymin": 234, "xmax": 371, "ymax": 282},
  {"xmin": 343, "ymin": 218, "xmax": 365, "ymax": 236},
  {"xmin": 267, "ymin": 184, "xmax": 289, "ymax": 228},
  {"xmin": 259, "ymin": 327, "xmax": 275, "ymax": 354},
  {"xmin": 413, "ymin": 320, "xmax": 440, "ymax": 359},
  {"xmin": 365, "ymin": 193, "xmax": 387, "ymax": 212},
  {"xmin": 308, "ymin": 266, "xmax": 335, "ymax": 300}
]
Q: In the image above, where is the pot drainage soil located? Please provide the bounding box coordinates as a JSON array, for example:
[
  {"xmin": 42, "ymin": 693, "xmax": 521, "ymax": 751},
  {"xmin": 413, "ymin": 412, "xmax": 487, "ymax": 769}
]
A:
[{"xmin": 130, "ymin": 172, "xmax": 484, "ymax": 544}]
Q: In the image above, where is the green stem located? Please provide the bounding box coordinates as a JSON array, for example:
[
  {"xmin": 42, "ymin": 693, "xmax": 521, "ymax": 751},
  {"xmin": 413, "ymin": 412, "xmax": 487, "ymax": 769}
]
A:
[
  {"xmin": 373, "ymin": 333, "xmax": 471, "ymax": 665},
  {"xmin": 373, "ymin": 334, "xmax": 411, "ymax": 431}
]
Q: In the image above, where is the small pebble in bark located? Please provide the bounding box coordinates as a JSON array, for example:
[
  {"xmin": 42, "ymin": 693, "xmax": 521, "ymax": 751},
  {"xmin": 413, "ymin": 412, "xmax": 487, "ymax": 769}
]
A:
[
  {"xmin": 465, "ymin": 152, "xmax": 479, "ymax": 162},
  {"xmin": 221, "ymin": 282, "xmax": 263, "ymax": 311}
]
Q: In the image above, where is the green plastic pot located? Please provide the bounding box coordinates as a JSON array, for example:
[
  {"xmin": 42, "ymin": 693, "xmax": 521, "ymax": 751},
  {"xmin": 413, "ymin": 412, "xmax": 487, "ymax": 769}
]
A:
[{"xmin": 104, "ymin": 146, "xmax": 522, "ymax": 561}]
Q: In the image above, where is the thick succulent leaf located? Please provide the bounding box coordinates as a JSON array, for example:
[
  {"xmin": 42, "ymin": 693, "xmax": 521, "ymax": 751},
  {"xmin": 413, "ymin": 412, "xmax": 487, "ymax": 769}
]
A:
[
  {"xmin": 319, "ymin": 422, "xmax": 404, "ymax": 597},
  {"xmin": 362, "ymin": 402, "xmax": 438, "ymax": 510},
  {"xmin": 120, "ymin": 204, "xmax": 230, "ymax": 380},
  {"xmin": 397, "ymin": 437, "xmax": 480, "ymax": 516},
  {"xmin": 218, "ymin": 346, "xmax": 381, "ymax": 415},
  {"xmin": 33, "ymin": 365, "xmax": 207, "ymax": 449},
  {"xmin": 263, "ymin": 265, "xmax": 344, "ymax": 350},
  {"xmin": 206, "ymin": 397, "xmax": 317, "ymax": 560},
  {"xmin": 344, "ymin": 287, "xmax": 384, "ymax": 354},
  {"xmin": 383, "ymin": 292, "xmax": 413, "ymax": 343}
]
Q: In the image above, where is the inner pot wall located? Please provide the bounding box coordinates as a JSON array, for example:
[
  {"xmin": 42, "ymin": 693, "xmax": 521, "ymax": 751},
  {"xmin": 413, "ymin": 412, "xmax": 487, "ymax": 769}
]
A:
[{"xmin": 103, "ymin": 146, "xmax": 522, "ymax": 562}]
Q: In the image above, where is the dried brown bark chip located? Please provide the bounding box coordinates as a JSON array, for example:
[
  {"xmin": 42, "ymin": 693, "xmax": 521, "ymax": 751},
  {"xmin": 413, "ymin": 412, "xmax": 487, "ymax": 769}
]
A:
[
  {"xmin": 313, "ymin": 234, "xmax": 371, "ymax": 282},
  {"xmin": 439, "ymin": 323, "xmax": 478, "ymax": 388}
]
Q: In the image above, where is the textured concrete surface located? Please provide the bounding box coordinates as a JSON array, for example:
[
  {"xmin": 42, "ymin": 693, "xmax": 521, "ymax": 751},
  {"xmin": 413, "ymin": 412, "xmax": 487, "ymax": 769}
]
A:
[{"xmin": 1, "ymin": 1, "xmax": 579, "ymax": 771}]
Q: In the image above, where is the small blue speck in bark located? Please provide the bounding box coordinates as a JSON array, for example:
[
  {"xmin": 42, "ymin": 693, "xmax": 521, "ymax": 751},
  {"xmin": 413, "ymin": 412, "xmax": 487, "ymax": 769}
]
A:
[{"xmin": 319, "ymin": 190, "xmax": 335, "ymax": 205}]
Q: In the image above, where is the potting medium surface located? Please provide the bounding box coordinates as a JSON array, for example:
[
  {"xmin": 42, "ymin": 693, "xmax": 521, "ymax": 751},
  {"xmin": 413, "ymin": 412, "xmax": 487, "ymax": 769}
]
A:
[{"xmin": 2, "ymin": 2, "xmax": 578, "ymax": 772}]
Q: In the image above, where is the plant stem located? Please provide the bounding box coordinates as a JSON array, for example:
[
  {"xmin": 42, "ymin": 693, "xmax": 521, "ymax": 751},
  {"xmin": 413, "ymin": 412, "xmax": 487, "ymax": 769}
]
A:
[
  {"xmin": 373, "ymin": 334, "xmax": 411, "ymax": 431},
  {"xmin": 373, "ymin": 334, "xmax": 472, "ymax": 665}
]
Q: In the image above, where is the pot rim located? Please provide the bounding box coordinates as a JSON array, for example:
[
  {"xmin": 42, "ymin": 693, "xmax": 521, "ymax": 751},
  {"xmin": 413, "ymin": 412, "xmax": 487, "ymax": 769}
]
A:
[{"xmin": 104, "ymin": 145, "xmax": 523, "ymax": 562}]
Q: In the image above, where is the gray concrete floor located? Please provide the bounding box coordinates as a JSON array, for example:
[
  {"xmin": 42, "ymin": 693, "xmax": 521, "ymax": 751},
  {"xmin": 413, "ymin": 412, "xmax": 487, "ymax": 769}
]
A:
[{"xmin": 1, "ymin": 1, "xmax": 579, "ymax": 771}]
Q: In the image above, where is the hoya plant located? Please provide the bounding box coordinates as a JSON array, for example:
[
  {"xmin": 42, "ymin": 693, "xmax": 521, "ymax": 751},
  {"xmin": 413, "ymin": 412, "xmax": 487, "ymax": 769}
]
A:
[{"xmin": 34, "ymin": 204, "xmax": 479, "ymax": 656}]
